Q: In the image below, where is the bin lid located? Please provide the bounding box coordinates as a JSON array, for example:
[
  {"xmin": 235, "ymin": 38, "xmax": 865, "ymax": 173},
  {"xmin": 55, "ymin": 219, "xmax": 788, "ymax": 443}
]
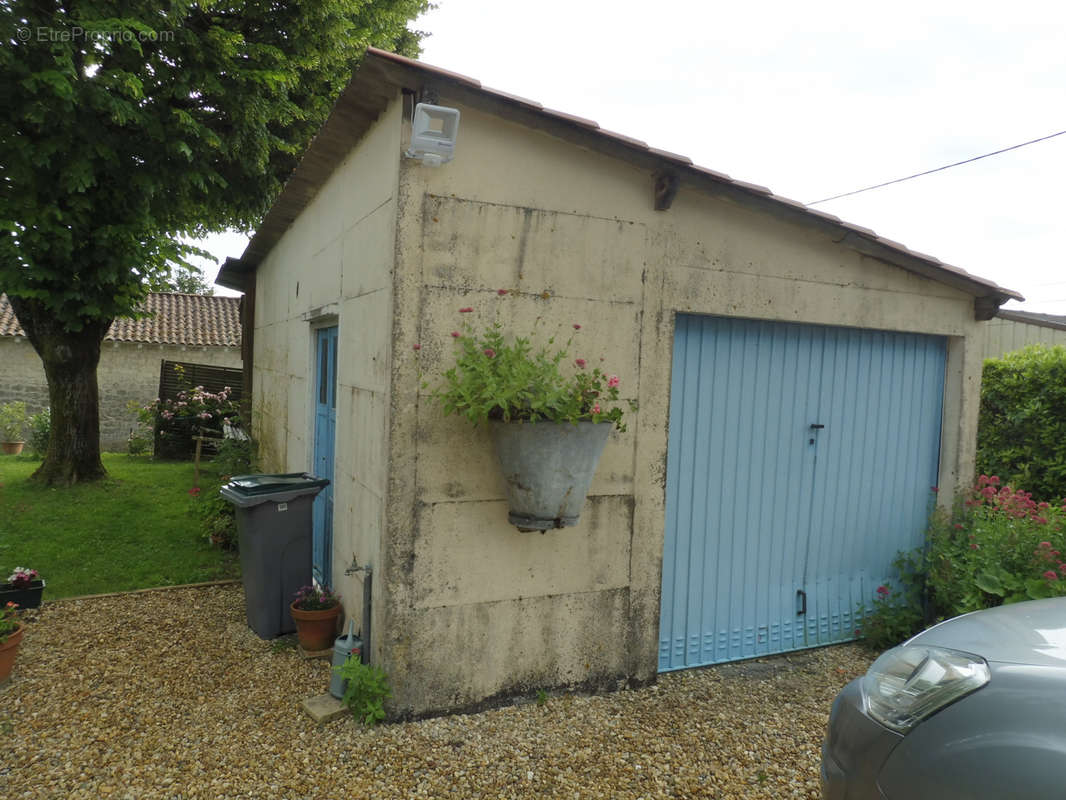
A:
[{"xmin": 225, "ymin": 473, "xmax": 330, "ymax": 496}]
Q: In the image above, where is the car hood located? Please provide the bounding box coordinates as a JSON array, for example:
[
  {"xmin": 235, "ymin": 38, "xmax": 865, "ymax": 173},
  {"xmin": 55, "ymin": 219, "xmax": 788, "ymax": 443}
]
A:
[{"xmin": 909, "ymin": 597, "xmax": 1066, "ymax": 667}]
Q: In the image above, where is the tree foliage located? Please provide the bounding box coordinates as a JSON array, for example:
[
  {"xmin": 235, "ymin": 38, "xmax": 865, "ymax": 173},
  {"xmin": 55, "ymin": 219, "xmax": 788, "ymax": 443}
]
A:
[
  {"xmin": 161, "ymin": 266, "xmax": 216, "ymax": 296},
  {"xmin": 0, "ymin": 1, "xmax": 428, "ymax": 483},
  {"xmin": 977, "ymin": 344, "xmax": 1066, "ymax": 503}
]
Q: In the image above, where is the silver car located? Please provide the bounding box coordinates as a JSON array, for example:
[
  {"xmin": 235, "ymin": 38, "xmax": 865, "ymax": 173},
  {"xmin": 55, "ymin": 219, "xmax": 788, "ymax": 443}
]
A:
[{"xmin": 822, "ymin": 597, "xmax": 1066, "ymax": 799}]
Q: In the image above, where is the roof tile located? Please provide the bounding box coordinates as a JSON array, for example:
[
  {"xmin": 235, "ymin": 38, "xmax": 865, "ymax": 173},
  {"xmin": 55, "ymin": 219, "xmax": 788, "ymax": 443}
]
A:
[{"xmin": 0, "ymin": 293, "xmax": 241, "ymax": 347}]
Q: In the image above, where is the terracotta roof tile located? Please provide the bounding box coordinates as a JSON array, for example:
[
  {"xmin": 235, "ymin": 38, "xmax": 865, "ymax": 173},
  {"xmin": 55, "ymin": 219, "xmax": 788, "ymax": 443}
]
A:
[
  {"xmin": 646, "ymin": 147, "xmax": 694, "ymax": 165},
  {"xmin": 542, "ymin": 108, "xmax": 600, "ymax": 129},
  {"xmin": 598, "ymin": 128, "xmax": 650, "ymax": 149},
  {"xmin": 0, "ymin": 293, "xmax": 240, "ymax": 347},
  {"xmin": 729, "ymin": 179, "xmax": 773, "ymax": 196}
]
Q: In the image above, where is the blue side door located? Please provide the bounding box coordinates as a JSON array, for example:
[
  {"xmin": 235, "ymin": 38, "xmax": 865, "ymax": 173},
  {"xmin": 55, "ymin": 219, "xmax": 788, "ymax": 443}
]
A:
[
  {"xmin": 312, "ymin": 326, "xmax": 338, "ymax": 586},
  {"xmin": 659, "ymin": 315, "xmax": 945, "ymax": 670}
]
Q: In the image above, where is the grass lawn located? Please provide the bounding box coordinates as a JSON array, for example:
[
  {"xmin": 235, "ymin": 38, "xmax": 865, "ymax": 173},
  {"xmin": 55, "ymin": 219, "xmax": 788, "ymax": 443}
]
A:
[{"xmin": 0, "ymin": 453, "xmax": 239, "ymax": 599}]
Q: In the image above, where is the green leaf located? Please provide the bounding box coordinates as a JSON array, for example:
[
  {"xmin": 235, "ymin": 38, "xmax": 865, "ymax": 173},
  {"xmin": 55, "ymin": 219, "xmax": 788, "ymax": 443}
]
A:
[{"xmin": 975, "ymin": 570, "xmax": 1005, "ymax": 596}]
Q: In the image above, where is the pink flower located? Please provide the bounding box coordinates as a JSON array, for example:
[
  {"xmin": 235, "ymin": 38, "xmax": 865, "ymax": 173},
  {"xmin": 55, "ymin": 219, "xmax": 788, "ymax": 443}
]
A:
[
  {"xmin": 989, "ymin": 475, "xmax": 1000, "ymax": 484},
  {"xmin": 451, "ymin": 331, "xmax": 460, "ymax": 338},
  {"xmin": 459, "ymin": 307, "xmax": 473, "ymax": 313},
  {"xmin": 1044, "ymin": 570, "xmax": 1059, "ymax": 581},
  {"xmin": 483, "ymin": 348, "xmax": 496, "ymax": 358},
  {"xmin": 497, "ymin": 289, "xmax": 508, "ymax": 295},
  {"xmin": 970, "ymin": 543, "xmax": 979, "ymax": 550},
  {"xmin": 876, "ymin": 585, "xmax": 890, "ymax": 597},
  {"xmin": 412, "ymin": 344, "xmax": 421, "ymax": 351},
  {"xmin": 575, "ymin": 358, "xmax": 586, "ymax": 369},
  {"xmin": 188, "ymin": 487, "xmax": 201, "ymax": 496},
  {"xmin": 953, "ymin": 523, "xmax": 964, "ymax": 530},
  {"xmin": 607, "ymin": 375, "xmax": 620, "ymax": 388},
  {"xmin": 592, "ymin": 404, "xmax": 601, "ymax": 415},
  {"xmin": 572, "ymin": 324, "xmax": 581, "ymax": 330},
  {"xmin": 1039, "ymin": 542, "xmax": 1052, "ymax": 549}
]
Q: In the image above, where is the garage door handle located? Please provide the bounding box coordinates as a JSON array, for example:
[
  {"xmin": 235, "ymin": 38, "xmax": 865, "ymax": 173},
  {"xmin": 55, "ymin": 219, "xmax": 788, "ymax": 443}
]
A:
[
  {"xmin": 796, "ymin": 589, "xmax": 807, "ymax": 615},
  {"xmin": 809, "ymin": 423, "xmax": 825, "ymax": 429}
]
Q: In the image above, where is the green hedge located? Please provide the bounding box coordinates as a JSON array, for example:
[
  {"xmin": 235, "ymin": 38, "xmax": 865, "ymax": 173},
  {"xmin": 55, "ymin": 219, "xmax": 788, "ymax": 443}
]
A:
[{"xmin": 978, "ymin": 344, "xmax": 1066, "ymax": 503}]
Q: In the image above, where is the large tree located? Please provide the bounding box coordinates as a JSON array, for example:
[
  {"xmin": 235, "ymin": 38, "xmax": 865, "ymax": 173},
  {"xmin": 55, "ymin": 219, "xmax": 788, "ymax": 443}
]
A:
[{"xmin": 1, "ymin": 1, "xmax": 427, "ymax": 484}]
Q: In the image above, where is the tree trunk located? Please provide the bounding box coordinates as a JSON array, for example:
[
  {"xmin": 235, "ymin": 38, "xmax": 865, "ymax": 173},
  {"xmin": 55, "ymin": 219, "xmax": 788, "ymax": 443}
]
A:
[{"xmin": 7, "ymin": 296, "xmax": 110, "ymax": 485}]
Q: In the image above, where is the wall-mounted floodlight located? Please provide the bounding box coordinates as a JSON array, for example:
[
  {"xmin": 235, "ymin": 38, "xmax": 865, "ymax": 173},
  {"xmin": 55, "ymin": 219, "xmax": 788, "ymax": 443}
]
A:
[{"xmin": 406, "ymin": 103, "xmax": 460, "ymax": 166}]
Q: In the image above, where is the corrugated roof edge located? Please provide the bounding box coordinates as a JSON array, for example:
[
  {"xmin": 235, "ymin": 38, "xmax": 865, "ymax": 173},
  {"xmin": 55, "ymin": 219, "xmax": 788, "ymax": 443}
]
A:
[
  {"xmin": 996, "ymin": 309, "xmax": 1066, "ymax": 332},
  {"xmin": 225, "ymin": 47, "xmax": 1022, "ymax": 306}
]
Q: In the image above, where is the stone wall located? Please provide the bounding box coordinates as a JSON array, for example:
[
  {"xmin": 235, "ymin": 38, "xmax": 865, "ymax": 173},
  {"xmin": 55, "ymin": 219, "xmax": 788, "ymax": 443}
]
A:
[{"xmin": 0, "ymin": 337, "xmax": 241, "ymax": 452}]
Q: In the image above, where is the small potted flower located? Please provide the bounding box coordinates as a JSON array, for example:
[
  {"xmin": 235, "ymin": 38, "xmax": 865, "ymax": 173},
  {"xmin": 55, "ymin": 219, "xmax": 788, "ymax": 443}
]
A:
[
  {"xmin": 425, "ymin": 295, "xmax": 636, "ymax": 531},
  {"xmin": 0, "ymin": 602, "xmax": 25, "ymax": 684},
  {"xmin": 290, "ymin": 585, "xmax": 342, "ymax": 652},
  {"xmin": 1, "ymin": 567, "xmax": 45, "ymax": 608},
  {"xmin": 0, "ymin": 401, "xmax": 28, "ymax": 455}
]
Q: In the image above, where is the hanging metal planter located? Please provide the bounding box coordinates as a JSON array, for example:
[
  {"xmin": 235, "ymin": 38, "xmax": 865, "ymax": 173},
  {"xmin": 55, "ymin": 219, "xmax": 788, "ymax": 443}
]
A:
[{"xmin": 490, "ymin": 420, "xmax": 611, "ymax": 532}]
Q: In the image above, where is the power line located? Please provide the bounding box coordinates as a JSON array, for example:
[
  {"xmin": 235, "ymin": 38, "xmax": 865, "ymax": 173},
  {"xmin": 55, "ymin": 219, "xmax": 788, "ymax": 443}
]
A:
[{"xmin": 808, "ymin": 129, "xmax": 1066, "ymax": 205}]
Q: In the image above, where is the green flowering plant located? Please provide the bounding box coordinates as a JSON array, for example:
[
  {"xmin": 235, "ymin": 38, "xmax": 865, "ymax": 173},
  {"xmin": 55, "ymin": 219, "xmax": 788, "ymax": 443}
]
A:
[
  {"xmin": 0, "ymin": 401, "xmax": 28, "ymax": 442},
  {"xmin": 424, "ymin": 292, "xmax": 634, "ymax": 432},
  {"xmin": 5, "ymin": 567, "xmax": 39, "ymax": 589},
  {"xmin": 335, "ymin": 657, "xmax": 391, "ymax": 726},
  {"xmin": 292, "ymin": 585, "xmax": 340, "ymax": 611},
  {"xmin": 0, "ymin": 602, "xmax": 20, "ymax": 644}
]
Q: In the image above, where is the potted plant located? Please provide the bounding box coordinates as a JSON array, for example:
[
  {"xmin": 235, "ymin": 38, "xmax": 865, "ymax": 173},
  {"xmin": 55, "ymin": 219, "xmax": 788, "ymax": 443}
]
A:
[
  {"xmin": 0, "ymin": 601, "xmax": 25, "ymax": 685},
  {"xmin": 0, "ymin": 401, "xmax": 28, "ymax": 455},
  {"xmin": 290, "ymin": 585, "xmax": 342, "ymax": 652},
  {"xmin": 1, "ymin": 567, "xmax": 46, "ymax": 609},
  {"xmin": 425, "ymin": 295, "xmax": 635, "ymax": 531}
]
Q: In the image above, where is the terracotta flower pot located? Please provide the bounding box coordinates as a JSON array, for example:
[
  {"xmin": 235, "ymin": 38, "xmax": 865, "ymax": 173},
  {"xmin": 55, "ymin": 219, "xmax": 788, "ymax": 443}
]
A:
[
  {"xmin": 289, "ymin": 603, "xmax": 342, "ymax": 651},
  {"xmin": 0, "ymin": 623, "xmax": 25, "ymax": 684},
  {"xmin": 1, "ymin": 442, "xmax": 24, "ymax": 456}
]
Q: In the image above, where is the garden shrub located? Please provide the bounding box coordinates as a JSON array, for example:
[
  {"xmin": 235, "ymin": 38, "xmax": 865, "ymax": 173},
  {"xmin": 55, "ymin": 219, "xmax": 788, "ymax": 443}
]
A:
[
  {"xmin": 28, "ymin": 408, "xmax": 50, "ymax": 457},
  {"xmin": 136, "ymin": 365, "xmax": 241, "ymax": 459},
  {"xmin": 860, "ymin": 475, "xmax": 1066, "ymax": 649},
  {"xmin": 858, "ymin": 551, "xmax": 927, "ymax": 652},
  {"xmin": 978, "ymin": 344, "xmax": 1066, "ymax": 503},
  {"xmin": 335, "ymin": 657, "xmax": 391, "ymax": 726},
  {"xmin": 191, "ymin": 435, "xmax": 257, "ymax": 551},
  {"xmin": 127, "ymin": 430, "xmax": 151, "ymax": 456}
]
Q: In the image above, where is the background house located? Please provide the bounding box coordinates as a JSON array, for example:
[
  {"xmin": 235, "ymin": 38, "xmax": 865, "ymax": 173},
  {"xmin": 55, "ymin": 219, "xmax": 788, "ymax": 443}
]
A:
[
  {"xmin": 980, "ymin": 309, "xmax": 1066, "ymax": 359},
  {"xmin": 219, "ymin": 49, "xmax": 1020, "ymax": 718},
  {"xmin": 0, "ymin": 293, "xmax": 241, "ymax": 451}
]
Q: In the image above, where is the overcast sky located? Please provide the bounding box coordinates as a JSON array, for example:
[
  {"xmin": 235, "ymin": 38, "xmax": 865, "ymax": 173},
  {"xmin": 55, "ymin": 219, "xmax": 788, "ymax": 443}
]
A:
[{"xmin": 206, "ymin": 0, "xmax": 1065, "ymax": 313}]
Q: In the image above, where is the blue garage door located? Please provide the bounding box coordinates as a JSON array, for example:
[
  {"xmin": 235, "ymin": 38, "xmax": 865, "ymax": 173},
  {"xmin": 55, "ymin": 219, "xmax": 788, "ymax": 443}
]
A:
[{"xmin": 659, "ymin": 315, "xmax": 945, "ymax": 671}]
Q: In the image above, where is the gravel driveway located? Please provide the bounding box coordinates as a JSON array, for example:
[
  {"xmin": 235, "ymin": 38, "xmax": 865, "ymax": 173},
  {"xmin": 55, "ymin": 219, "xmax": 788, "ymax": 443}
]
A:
[{"xmin": 2, "ymin": 585, "xmax": 872, "ymax": 799}]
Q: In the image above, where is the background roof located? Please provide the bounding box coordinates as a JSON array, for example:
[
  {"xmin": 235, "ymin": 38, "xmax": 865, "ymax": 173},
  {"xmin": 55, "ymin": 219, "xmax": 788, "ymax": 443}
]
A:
[{"xmin": 0, "ymin": 293, "xmax": 241, "ymax": 347}]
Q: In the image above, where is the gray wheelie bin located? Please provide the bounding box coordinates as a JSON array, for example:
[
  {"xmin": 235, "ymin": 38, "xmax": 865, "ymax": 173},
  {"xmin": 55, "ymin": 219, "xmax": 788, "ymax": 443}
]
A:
[{"xmin": 220, "ymin": 473, "xmax": 330, "ymax": 638}]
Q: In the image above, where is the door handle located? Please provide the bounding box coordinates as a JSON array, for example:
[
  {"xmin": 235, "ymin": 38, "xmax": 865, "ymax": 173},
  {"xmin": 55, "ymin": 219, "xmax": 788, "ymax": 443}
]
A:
[
  {"xmin": 797, "ymin": 589, "xmax": 807, "ymax": 615},
  {"xmin": 809, "ymin": 423, "xmax": 825, "ymax": 429}
]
